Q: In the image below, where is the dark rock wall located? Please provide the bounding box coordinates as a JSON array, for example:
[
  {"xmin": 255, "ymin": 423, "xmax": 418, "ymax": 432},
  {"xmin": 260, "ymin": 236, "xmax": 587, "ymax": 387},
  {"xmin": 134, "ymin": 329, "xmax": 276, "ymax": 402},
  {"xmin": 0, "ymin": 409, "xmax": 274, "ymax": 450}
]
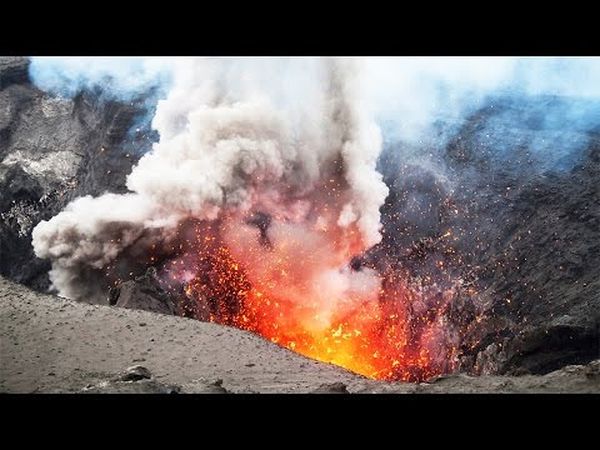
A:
[
  {"xmin": 460, "ymin": 143, "xmax": 600, "ymax": 374},
  {"xmin": 0, "ymin": 57, "xmax": 153, "ymax": 290},
  {"xmin": 377, "ymin": 99, "xmax": 600, "ymax": 375}
]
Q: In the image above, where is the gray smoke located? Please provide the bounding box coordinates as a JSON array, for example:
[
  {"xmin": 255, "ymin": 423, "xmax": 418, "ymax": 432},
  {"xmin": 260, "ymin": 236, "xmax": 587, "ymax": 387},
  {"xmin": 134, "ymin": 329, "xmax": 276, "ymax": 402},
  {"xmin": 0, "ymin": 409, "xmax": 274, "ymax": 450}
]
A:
[{"xmin": 32, "ymin": 57, "xmax": 389, "ymax": 298}]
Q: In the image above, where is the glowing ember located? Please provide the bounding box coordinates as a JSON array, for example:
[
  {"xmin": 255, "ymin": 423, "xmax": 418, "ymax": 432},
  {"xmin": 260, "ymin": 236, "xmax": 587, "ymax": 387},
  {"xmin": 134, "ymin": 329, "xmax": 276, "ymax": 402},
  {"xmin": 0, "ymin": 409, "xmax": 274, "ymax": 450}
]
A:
[{"xmin": 160, "ymin": 202, "xmax": 463, "ymax": 382}]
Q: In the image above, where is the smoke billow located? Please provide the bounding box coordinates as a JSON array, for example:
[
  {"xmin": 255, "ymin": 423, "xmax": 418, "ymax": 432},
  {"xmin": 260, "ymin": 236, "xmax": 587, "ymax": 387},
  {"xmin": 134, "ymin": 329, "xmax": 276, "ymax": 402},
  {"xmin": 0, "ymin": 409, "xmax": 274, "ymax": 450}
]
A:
[{"xmin": 32, "ymin": 57, "xmax": 388, "ymax": 300}]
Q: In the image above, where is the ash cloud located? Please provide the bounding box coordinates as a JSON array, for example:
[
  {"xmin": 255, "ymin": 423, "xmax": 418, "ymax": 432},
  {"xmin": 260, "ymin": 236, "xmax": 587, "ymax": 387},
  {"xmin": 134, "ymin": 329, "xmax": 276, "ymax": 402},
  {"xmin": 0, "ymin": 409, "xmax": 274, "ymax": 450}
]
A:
[{"xmin": 32, "ymin": 58, "xmax": 389, "ymax": 298}]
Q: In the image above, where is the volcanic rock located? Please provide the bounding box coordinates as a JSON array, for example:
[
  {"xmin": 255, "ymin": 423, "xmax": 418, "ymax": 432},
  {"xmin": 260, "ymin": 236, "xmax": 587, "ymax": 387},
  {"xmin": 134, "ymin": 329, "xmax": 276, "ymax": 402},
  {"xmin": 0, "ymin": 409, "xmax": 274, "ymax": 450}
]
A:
[
  {"xmin": 311, "ymin": 382, "xmax": 350, "ymax": 394},
  {"xmin": 0, "ymin": 57, "xmax": 29, "ymax": 90},
  {"xmin": 0, "ymin": 56, "xmax": 155, "ymax": 292},
  {"xmin": 185, "ymin": 379, "xmax": 230, "ymax": 394},
  {"xmin": 82, "ymin": 379, "xmax": 180, "ymax": 394},
  {"xmin": 584, "ymin": 360, "xmax": 600, "ymax": 379},
  {"xmin": 118, "ymin": 365, "xmax": 152, "ymax": 382},
  {"xmin": 110, "ymin": 269, "xmax": 177, "ymax": 316}
]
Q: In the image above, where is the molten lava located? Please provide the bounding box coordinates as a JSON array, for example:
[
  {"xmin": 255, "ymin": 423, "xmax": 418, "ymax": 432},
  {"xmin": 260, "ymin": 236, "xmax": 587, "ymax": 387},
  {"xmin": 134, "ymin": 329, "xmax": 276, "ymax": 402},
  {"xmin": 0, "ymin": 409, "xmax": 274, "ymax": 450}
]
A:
[{"xmin": 161, "ymin": 210, "xmax": 461, "ymax": 382}]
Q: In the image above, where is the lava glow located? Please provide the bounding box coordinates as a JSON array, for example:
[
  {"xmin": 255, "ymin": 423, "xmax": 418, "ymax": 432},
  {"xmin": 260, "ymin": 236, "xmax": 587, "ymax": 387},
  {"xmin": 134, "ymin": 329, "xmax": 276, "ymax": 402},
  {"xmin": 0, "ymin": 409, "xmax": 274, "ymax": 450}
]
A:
[{"xmin": 160, "ymin": 191, "xmax": 463, "ymax": 382}]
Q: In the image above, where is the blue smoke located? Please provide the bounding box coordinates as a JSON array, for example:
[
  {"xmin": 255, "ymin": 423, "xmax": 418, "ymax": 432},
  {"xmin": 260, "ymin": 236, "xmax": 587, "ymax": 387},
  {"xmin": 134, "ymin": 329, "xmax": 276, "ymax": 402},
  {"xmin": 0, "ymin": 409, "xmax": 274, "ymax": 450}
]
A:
[
  {"xmin": 467, "ymin": 95, "xmax": 600, "ymax": 172},
  {"xmin": 29, "ymin": 57, "xmax": 172, "ymax": 101}
]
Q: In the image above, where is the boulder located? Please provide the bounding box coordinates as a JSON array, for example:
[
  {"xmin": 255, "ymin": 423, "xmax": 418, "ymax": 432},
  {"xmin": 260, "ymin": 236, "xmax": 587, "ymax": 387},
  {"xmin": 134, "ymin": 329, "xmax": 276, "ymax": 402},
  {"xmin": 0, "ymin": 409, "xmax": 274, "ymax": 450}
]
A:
[{"xmin": 110, "ymin": 269, "xmax": 177, "ymax": 316}]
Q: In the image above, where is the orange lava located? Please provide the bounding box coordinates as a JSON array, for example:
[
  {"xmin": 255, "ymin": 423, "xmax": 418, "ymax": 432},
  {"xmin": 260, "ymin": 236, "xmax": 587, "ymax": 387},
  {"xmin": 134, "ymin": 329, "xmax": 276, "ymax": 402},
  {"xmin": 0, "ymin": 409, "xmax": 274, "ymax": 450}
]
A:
[
  {"xmin": 239, "ymin": 281, "xmax": 436, "ymax": 381},
  {"xmin": 177, "ymin": 218, "xmax": 458, "ymax": 382}
]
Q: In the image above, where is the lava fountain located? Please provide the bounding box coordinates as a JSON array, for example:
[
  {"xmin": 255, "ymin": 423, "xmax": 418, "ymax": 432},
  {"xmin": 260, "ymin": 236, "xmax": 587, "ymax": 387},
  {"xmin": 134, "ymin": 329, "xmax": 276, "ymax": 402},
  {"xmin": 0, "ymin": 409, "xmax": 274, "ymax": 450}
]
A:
[{"xmin": 158, "ymin": 175, "xmax": 463, "ymax": 381}]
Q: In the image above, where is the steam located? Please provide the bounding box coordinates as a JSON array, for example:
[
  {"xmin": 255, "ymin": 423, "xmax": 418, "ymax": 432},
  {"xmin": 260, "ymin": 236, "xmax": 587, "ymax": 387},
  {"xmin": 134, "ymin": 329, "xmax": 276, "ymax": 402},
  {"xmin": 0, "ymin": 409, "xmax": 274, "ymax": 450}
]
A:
[
  {"xmin": 29, "ymin": 56, "xmax": 600, "ymax": 167},
  {"xmin": 32, "ymin": 57, "xmax": 388, "ymax": 298}
]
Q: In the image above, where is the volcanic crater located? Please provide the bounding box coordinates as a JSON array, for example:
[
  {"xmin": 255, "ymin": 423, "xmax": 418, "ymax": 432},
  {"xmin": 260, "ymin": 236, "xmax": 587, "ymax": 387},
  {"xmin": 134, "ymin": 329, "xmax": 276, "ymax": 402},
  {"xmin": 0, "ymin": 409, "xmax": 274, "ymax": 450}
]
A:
[{"xmin": 1, "ymin": 57, "xmax": 599, "ymax": 393}]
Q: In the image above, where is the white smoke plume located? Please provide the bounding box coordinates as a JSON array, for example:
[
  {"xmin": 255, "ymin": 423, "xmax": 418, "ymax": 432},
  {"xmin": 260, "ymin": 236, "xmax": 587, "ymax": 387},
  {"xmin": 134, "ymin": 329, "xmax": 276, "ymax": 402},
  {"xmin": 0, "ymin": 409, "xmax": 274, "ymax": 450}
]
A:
[{"xmin": 32, "ymin": 57, "xmax": 389, "ymax": 299}]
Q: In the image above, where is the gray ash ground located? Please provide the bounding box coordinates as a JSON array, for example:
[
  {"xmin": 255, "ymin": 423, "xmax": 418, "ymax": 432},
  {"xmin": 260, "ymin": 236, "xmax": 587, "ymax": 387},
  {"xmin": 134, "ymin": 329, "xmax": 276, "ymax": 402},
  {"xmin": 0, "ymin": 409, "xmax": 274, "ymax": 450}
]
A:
[
  {"xmin": 1, "ymin": 275, "xmax": 598, "ymax": 393},
  {"xmin": 0, "ymin": 57, "xmax": 599, "ymax": 392}
]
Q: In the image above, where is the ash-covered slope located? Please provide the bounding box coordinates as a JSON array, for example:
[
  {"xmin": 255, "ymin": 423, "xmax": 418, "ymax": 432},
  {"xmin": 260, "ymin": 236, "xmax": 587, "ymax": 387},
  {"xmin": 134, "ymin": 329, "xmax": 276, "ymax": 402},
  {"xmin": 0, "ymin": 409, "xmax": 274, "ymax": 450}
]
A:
[
  {"xmin": 1, "ymin": 275, "xmax": 598, "ymax": 393},
  {"xmin": 0, "ymin": 57, "xmax": 153, "ymax": 290},
  {"xmin": 0, "ymin": 275, "xmax": 363, "ymax": 393}
]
